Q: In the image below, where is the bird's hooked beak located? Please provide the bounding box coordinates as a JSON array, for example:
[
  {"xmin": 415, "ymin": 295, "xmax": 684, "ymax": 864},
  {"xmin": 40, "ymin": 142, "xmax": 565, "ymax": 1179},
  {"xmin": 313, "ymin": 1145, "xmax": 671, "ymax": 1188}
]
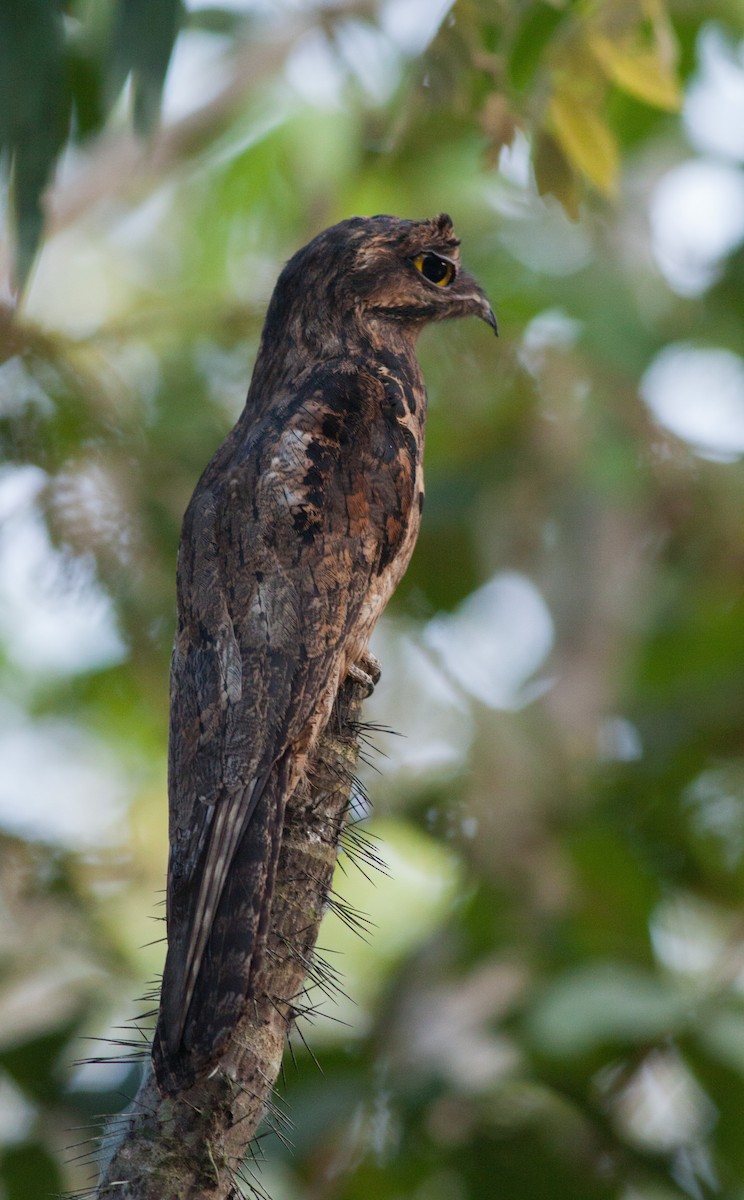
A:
[
  {"xmin": 453, "ymin": 271, "xmax": 498, "ymax": 336},
  {"xmin": 480, "ymin": 297, "xmax": 498, "ymax": 336}
]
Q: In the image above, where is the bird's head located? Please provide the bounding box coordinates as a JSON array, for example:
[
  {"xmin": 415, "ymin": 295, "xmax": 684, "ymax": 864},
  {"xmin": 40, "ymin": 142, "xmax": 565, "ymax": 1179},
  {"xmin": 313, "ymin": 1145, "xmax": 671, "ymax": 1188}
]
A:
[
  {"xmin": 345, "ymin": 212, "xmax": 497, "ymax": 339},
  {"xmin": 263, "ymin": 214, "xmax": 496, "ymax": 361}
]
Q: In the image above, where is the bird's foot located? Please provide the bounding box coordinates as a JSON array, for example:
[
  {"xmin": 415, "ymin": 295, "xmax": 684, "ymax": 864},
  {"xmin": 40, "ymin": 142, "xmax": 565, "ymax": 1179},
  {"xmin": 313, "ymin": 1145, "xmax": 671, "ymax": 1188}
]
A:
[{"xmin": 347, "ymin": 651, "xmax": 382, "ymax": 697}]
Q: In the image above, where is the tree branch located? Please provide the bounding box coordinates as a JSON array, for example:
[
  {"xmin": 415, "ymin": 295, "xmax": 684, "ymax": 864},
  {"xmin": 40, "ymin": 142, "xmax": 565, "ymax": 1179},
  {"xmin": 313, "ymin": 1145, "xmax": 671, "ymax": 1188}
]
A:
[{"xmin": 95, "ymin": 673, "xmax": 368, "ymax": 1200}]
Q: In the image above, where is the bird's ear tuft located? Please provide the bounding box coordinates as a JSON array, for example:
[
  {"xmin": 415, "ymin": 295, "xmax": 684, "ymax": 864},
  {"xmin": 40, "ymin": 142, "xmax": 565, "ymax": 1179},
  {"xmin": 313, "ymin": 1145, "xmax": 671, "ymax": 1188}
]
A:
[{"xmin": 430, "ymin": 213, "xmax": 460, "ymax": 250}]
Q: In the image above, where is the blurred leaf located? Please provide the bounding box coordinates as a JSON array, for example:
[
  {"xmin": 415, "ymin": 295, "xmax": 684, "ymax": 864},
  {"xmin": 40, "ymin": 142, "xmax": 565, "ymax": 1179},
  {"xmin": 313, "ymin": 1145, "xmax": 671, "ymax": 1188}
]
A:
[
  {"xmin": 3, "ymin": 1143, "xmax": 63, "ymax": 1200},
  {"xmin": 480, "ymin": 92, "xmax": 517, "ymax": 161},
  {"xmin": 456, "ymin": 1084, "xmax": 619, "ymax": 1200},
  {"xmin": 0, "ymin": 1019, "xmax": 81, "ymax": 1105},
  {"xmin": 0, "ymin": 0, "xmax": 68, "ymax": 286},
  {"xmin": 534, "ymin": 130, "xmax": 581, "ymax": 219},
  {"xmin": 187, "ymin": 4, "xmax": 250, "ymax": 35},
  {"xmin": 548, "ymin": 86, "xmax": 619, "ymax": 196},
  {"xmin": 106, "ymin": 0, "xmax": 183, "ymax": 133},
  {"xmin": 509, "ymin": 1, "xmax": 567, "ymax": 92},
  {"xmin": 697, "ymin": 1008, "xmax": 744, "ymax": 1078},
  {"xmin": 589, "ymin": 34, "xmax": 682, "ymax": 111},
  {"xmin": 67, "ymin": 41, "xmax": 106, "ymax": 139},
  {"xmin": 569, "ymin": 825, "xmax": 660, "ymax": 958},
  {"xmin": 528, "ymin": 963, "xmax": 689, "ymax": 1056}
]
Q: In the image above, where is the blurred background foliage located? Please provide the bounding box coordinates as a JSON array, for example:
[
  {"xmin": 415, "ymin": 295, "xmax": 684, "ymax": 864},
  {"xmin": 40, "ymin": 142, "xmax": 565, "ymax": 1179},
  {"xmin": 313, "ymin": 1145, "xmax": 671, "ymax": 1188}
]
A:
[{"xmin": 2, "ymin": 0, "xmax": 744, "ymax": 1197}]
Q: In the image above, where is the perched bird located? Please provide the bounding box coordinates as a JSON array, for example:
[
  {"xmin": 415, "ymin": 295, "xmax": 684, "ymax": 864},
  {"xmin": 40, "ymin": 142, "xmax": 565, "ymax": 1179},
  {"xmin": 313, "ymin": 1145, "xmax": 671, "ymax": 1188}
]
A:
[{"xmin": 152, "ymin": 213, "xmax": 496, "ymax": 1093}]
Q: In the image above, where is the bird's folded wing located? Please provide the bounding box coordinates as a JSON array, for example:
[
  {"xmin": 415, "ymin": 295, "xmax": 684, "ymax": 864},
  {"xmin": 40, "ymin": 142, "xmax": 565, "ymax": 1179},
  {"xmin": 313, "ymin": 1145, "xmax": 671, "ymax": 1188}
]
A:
[{"xmin": 158, "ymin": 363, "xmax": 415, "ymax": 1070}]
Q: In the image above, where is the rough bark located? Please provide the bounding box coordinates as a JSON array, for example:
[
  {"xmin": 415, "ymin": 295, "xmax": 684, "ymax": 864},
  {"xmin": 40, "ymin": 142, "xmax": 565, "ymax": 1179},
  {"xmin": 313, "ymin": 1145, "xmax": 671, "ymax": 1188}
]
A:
[{"xmin": 95, "ymin": 674, "xmax": 367, "ymax": 1199}]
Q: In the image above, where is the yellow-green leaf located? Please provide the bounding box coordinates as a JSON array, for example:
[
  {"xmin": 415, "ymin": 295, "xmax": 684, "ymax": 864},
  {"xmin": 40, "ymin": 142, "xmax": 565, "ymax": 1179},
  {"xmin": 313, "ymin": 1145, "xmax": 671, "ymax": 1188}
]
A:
[
  {"xmin": 589, "ymin": 34, "xmax": 681, "ymax": 111},
  {"xmin": 534, "ymin": 130, "xmax": 581, "ymax": 220},
  {"xmin": 548, "ymin": 89, "xmax": 619, "ymax": 197}
]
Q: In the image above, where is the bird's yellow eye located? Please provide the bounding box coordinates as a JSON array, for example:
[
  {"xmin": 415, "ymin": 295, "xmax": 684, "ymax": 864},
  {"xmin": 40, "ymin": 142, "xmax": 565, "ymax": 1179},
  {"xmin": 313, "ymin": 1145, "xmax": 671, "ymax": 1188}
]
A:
[{"xmin": 411, "ymin": 251, "xmax": 454, "ymax": 287}]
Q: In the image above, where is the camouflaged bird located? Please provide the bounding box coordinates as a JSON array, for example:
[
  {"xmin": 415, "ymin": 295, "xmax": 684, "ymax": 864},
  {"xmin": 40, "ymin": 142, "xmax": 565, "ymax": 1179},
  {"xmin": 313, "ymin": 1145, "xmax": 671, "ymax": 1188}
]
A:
[{"xmin": 152, "ymin": 213, "xmax": 496, "ymax": 1094}]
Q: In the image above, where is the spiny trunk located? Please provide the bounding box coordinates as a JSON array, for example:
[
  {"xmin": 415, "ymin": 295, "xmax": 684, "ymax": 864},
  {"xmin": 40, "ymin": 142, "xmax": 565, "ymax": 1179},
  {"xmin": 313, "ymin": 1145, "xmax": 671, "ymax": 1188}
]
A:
[{"xmin": 95, "ymin": 673, "xmax": 368, "ymax": 1200}]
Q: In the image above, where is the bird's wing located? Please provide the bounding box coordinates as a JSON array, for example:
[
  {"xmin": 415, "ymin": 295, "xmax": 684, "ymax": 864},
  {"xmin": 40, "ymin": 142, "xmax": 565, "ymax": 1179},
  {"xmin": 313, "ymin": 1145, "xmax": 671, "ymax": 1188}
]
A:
[
  {"xmin": 160, "ymin": 464, "xmax": 308, "ymax": 1053},
  {"xmin": 157, "ymin": 362, "xmax": 418, "ymax": 1073}
]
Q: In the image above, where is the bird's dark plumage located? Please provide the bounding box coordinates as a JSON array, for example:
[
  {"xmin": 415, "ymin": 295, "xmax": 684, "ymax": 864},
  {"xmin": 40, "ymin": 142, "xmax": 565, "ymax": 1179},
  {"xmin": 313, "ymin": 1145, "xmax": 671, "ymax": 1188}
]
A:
[{"xmin": 152, "ymin": 214, "xmax": 495, "ymax": 1093}]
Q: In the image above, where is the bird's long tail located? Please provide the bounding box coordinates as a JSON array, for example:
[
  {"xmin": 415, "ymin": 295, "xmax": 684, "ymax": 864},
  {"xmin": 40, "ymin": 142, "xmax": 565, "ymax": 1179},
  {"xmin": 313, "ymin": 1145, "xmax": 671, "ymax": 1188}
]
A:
[{"xmin": 152, "ymin": 755, "xmax": 292, "ymax": 1094}]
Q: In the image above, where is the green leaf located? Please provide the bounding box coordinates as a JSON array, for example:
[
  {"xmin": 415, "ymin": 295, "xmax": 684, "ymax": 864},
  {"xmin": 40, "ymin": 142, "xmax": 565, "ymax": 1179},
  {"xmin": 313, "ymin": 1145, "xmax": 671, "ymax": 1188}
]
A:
[
  {"xmin": 107, "ymin": 0, "xmax": 183, "ymax": 134},
  {"xmin": 548, "ymin": 86, "xmax": 619, "ymax": 196},
  {"xmin": 0, "ymin": 0, "xmax": 68, "ymax": 286},
  {"xmin": 509, "ymin": 2, "xmax": 567, "ymax": 93},
  {"xmin": 0, "ymin": 1018, "xmax": 81, "ymax": 1104},
  {"xmin": 699, "ymin": 1008, "xmax": 744, "ymax": 1077},
  {"xmin": 67, "ymin": 42, "xmax": 106, "ymax": 140},
  {"xmin": 534, "ymin": 129, "xmax": 581, "ymax": 219},
  {"xmin": 528, "ymin": 962, "xmax": 689, "ymax": 1056},
  {"xmin": 3, "ymin": 1143, "xmax": 63, "ymax": 1200},
  {"xmin": 187, "ymin": 5, "xmax": 249, "ymax": 36},
  {"xmin": 589, "ymin": 34, "xmax": 682, "ymax": 112}
]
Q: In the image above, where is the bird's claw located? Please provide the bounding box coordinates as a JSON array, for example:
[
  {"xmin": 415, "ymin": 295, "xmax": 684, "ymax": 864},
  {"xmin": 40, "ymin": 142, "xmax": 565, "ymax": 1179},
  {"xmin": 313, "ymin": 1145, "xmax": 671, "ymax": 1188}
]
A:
[{"xmin": 347, "ymin": 651, "xmax": 382, "ymax": 696}]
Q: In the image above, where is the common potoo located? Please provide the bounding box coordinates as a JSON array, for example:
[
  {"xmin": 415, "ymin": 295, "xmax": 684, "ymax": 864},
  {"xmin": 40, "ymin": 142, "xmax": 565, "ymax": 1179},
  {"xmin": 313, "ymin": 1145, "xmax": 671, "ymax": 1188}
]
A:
[{"xmin": 152, "ymin": 213, "xmax": 496, "ymax": 1094}]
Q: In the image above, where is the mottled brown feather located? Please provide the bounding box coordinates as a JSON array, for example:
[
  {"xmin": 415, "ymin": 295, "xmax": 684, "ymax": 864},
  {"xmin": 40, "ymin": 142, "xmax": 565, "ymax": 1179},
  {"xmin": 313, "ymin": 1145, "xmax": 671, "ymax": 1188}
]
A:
[{"xmin": 152, "ymin": 214, "xmax": 495, "ymax": 1093}]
